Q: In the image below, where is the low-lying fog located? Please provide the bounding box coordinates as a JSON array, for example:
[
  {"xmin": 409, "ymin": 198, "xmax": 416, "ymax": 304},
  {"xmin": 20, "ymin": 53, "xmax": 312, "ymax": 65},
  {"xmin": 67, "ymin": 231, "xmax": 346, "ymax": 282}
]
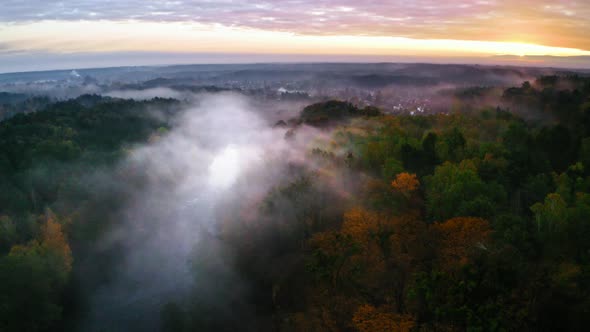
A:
[{"xmin": 80, "ymin": 93, "xmax": 325, "ymax": 331}]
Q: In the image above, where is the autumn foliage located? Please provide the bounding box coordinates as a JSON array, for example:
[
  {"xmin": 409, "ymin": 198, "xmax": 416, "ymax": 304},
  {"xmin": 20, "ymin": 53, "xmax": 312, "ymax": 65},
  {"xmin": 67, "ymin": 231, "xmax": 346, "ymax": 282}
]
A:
[
  {"xmin": 8, "ymin": 212, "xmax": 73, "ymax": 274},
  {"xmin": 352, "ymin": 304, "xmax": 415, "ymax": 332},
  {"xmin": 4, "ymin": 77, "xmax": 590, "ymax": 331},
  {"xmin": 40, "ymin": 213, "xmax": 73, "ymax": 272},
  {"xmin": 433, "ymin": 216, "xmax": 491, "ymax": 269},
  {"xmin": 391, "ymin": 172, "xmax": 420, "ymax": 196}
]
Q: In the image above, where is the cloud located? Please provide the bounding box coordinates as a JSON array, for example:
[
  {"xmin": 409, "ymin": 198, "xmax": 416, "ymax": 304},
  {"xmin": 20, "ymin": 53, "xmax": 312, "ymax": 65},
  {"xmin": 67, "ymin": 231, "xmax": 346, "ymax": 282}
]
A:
[
  {"xmin": 0, "ymin": 1, "xmax": 589, "ymax": 50},
  {"xmin": 0, "ymin": 42, "xmax": 26, "ymax": 55}
]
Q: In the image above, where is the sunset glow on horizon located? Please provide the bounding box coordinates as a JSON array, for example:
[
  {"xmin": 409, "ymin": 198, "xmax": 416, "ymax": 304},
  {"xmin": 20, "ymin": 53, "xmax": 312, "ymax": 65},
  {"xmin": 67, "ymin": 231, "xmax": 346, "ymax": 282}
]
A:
[
  {"xmin": 1, "ymin": 20, "xmax": 589, "ymax": 58},
  {"xmin": 1, "ymin": 1, "xmax": 590, "ymax": 72}
]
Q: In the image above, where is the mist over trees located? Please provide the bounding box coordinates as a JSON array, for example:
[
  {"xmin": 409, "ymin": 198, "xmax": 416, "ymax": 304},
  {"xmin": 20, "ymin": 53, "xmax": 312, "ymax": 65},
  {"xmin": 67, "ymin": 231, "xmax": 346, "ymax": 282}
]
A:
[{"xmin": 1, "ymin": 72, "xmax": 590, "ymax": 332}]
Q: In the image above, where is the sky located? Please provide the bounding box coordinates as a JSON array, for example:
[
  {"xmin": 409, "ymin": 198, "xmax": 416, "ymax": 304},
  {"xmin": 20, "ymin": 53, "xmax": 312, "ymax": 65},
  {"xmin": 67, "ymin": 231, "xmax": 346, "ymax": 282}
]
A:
[{"xmin": 1, "ymin": 0, "xmax": 590, "ymax": 72}]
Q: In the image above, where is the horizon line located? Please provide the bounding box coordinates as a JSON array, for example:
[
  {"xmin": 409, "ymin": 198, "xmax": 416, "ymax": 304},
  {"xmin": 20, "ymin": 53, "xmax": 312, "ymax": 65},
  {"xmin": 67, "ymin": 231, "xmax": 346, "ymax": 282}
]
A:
[{"xmin": 1, "ymin": 54, "xmax": 590, "ymax": 76}]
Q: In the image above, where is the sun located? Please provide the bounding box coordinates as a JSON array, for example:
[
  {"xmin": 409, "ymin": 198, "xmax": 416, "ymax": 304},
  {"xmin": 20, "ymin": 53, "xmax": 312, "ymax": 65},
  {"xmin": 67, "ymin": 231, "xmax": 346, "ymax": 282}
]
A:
[{"xmin": 208, "ymin": 145, "xmax": 240, "ymax": 189}]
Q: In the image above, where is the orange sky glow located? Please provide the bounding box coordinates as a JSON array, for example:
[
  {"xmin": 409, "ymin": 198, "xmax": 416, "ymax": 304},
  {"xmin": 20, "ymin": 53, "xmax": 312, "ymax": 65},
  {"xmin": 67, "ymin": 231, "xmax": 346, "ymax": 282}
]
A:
[{"xmin": 1, "ymin": 1, "xmax": 589, "ymax": 71}]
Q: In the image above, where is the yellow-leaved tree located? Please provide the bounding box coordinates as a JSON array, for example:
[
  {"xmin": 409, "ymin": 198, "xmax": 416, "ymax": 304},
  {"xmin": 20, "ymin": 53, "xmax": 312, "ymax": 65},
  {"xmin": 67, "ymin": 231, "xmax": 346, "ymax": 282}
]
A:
[
  {"xmin": 40, "ymin": 212, "xmax": 73, "ymax": 272},
  {"xmin": 9, "ymin": 210, "xmax": 72, "ymax": 274}
]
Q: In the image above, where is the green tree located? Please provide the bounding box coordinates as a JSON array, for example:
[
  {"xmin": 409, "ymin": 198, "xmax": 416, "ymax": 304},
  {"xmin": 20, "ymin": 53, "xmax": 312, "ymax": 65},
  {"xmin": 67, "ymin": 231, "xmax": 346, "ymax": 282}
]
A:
[
  {"xmin": 530, "ymin": 193, "xmax": 567, "ymax": 236},
  {"xmin": 0, "ymin": 215, "xmax": 17, "ymax": 253},
  {"xmin": 0, "ymin": 213, "xmax": 72, "ymax": 332},
  {"xmin": 425, "ymin": 161, "xmax": 505, "ymax": 221}
]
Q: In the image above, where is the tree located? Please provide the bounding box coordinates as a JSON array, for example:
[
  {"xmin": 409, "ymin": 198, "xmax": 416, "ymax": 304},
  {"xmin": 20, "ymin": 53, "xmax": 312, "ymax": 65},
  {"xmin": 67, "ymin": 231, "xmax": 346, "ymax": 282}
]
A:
[
  {"xmin": 0, "ymin": 249, "xmax": 63, "ymax": 332},
  {"xmin": 340, "ymin": 208, "xmax": 388, "ymax": 287},
  {"xmin": 352, "ymin": 304, "xmax": 414, "ymax": 332},
  {"xmin": 161, "ymin": 302, "xmax": 188, "ymax": 332},
  {"xmin": 425, "ymin": 161, "xmax": 505, "ymax": 221},
  {"xmin": 421, "ymin": 132, "xmax": 438, "ymax": 173},
  {"xmin": 530, "ymin": 193, "xmax": 567, "ymax": 236},
  {"xmin": 0, "ymin": 212, "xmax": 73, "ymax": 332},
  {"xmin": 387, "ymin": 213, "xmax": 431, "ymax": 312},
  {"xmin": 440, "ymin": 127, "xmax": 466, "ymax": 162},
  {"xmin": 308, "ymin": 231, "xmax": 360, "ymax": 288},
  {"xmin": 341, "ymin": 207, "xmax": 383, "ymax": 245},
  {"xmin": 381, "ymin": 157, "xmax": 403, "ymax": 182},
  {"xmin": 578, "ymin": 138, "xmax": 590, "ymax": 173},
  {"xmin": 391, "ymin": 172, "xmax": 419, "ymax": 198},
  {"xmin": 536, "ymin": 125, "xmax": 573, "ymax": 172},
  {"xmin": 0, "ymin": 215, "xmax": 17, "ymax": 253},
  {"xmin": 433, "ymin": 217, "xmax": 491, "ymax": 270}
]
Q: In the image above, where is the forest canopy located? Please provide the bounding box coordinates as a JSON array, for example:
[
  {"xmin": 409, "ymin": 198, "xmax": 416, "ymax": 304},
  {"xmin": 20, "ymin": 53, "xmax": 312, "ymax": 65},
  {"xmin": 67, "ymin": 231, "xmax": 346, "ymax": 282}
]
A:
[{"xmin": 1, "ymin": 75, "xmax": 590, "ymax": 331}]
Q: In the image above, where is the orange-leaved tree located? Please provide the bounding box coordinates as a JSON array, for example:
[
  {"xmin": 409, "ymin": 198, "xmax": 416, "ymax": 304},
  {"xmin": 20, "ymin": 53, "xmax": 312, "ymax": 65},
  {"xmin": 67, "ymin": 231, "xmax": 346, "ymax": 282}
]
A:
[
  {"xmin": 352, "ymin": 304, "xmax": 415, "ymax": 332},
  {"xmin": 391, "ymin": 172, "xmax": 420, "ymax": 197},
  {"xmin": 433, "ymin": 216, "xmax": 491, "ymax": 270},
  {"xmin": 40, "ymin": 212, "xmax": 73, "ymax": 272}
]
